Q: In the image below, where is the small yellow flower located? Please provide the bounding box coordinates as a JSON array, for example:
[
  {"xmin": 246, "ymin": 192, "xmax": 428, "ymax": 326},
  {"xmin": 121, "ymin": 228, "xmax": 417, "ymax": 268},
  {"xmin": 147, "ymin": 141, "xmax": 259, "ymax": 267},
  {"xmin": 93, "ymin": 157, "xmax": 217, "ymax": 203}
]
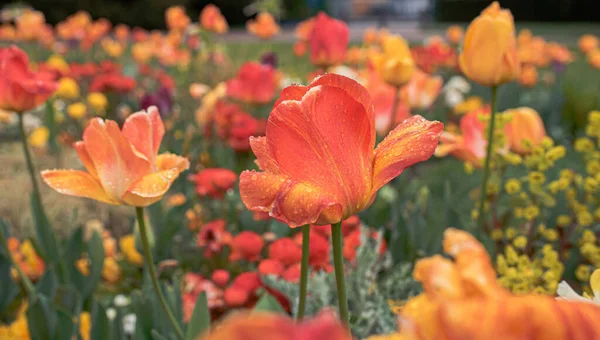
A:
[
  {"xmin": 581, "ymin": 230, "xmax": 597, "ymax": 244},
  {"xmin": 166, "ymin": 193, "xmax": 187, "ymax": 207},
  {"xmin": 55, "ymin": 77, "xmax": 80, "ymax": 99},
  {"xmin": 587, "ymin": 160, "xmax": 600, "ymax": 175},
  {"xmin": 544, "ymin": 229, "xmax": 559, "ymax": 242},
  {"xmin": 529, "ymin": 171, "xmax": 546, "ymax": 185},
  {"xmin": 79, "ymin": 312, "xmax": 91, "ymax": 340},
  {"xmin": 464, "ymin": 162, "xmax": 475, "ymax": 174},
  {"xmin": 524, "ymin": 205, "xmax": 540, "ymax": 221},
  {"xmin": 576, "ymin": 264, "xmax": 592, "ymax": 282},
  {"xmin": 578, "ymin": 211, "xmax": 594, "ymax": 227},
  {"xmin": 540, "ymin": 136, "xmax": 554, "ymax": 149},
  {"xmin": 76, "ymin": 257, "xmax": 90, "ymax": 276},
  {"xmin": 67, "ymin": 102, "xmax": 87, "ymax": 120},
  {"xmin": 491, "ymin": 228, "xmax": 504, "ymax": 241},
  {"xmin": 454, "ymin": 96, "xmax": 483, "ymax": 115},
  {"xmin": 505, "ymin": 178, "xmax": 521, "ymax": 194},
  {"xmin": 87, "ymin": 92, "xmax": 108, "ymax": 111},
  {"xmin": 119, "ymin": 235, "xmax": 144, "ymax": 266},
  {"xmin": 513, "ymin": 235, "xmax": 527, "ymax": 249},
  {"xmin": 589, "ymin": 111, "xmax": 600, "ymax": 125},
  {"xmin": 556, "ymin": 215, "xmax": 572, "ymax": 227},
  {"xmin": 503, "ymin": 152, "xmax": 523, "ymax": 165},
  {"xmin": 545, "ymin": 146, "xmax": 566, "ymax": 162},
  {"xmin": 28, "ymin": 127, "xmax": 49, "ymax": 149},
  {"xmin": 102, "ymin": 257, "xmax": 121, "ymax": 283},
  {"xmin": 560, "ymin": 169, "xmax": 574, "ymax": 181},
  {"xmin": 585, "ymin": 177, "xmax": 600, "ymax": 193},
  {"xmin": 575, "ymin": 137, "xmax": 595, "ymax": 152},
  {"xmin": 46, "ymin": 54, "xmax": 69, "ymax": 73},
  {"xmin": 505, "ymin": 227, "xmax": 517, "ymax": 240}
]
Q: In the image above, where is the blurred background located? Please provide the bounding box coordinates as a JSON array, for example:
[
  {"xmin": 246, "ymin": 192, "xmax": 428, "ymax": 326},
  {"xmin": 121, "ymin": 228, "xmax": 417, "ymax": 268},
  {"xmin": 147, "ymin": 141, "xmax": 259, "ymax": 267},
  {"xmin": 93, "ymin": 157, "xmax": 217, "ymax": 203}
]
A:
[{"xmin": 2, "ymin": 0, "xmax": 599, "ymax": 30}]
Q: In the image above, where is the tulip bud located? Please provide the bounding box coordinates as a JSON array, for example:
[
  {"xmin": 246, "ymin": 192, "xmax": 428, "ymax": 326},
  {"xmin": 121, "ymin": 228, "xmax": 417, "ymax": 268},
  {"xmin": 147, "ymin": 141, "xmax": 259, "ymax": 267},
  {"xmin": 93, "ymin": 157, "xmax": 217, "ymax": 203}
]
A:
[
  {"xmin": 504, "ymin": 107, "xmax": 546, "ymax": 154},
  {"xmin": 459, "ymin": 2, "xmax": 519, "ymax": 86},
  {"xmin": 371, "ymin": 35, "xmax": 415, "ymax": 87}
]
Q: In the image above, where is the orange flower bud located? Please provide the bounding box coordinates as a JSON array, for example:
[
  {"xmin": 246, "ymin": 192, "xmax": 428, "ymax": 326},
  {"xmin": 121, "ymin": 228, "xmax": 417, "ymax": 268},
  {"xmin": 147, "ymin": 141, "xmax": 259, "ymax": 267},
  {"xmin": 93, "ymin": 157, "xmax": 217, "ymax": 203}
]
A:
[
  {"xmin": 371, "ymin": 35, "xmax": 416, "ymax": 87},
  {"xmin": 459, "ymin": 2, "xmax": 519, "ymax": 86},
  {"xmin": 579, "ymin": 34, "xmax": 599, "ymax": 54},
  {"xmin": 518, "ymin": 64, "xmax": 538, "ymax": 87},
  {"xmin": 246, "ymin": 12, "xmax": 280, "ymax": 40},
  {"xmin": 505, "ymin": 107, "xmax": 546, "ymax": 154},
  {"xmin": 446, "ymin": 25, "xmax": 464, "ymax": 45}
]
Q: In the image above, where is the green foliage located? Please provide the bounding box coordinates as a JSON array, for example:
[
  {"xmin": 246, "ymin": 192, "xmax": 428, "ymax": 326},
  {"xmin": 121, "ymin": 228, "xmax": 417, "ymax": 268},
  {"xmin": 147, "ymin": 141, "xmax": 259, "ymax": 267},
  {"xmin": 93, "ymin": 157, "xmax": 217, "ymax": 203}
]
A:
[{"xmin": 185, "ymin": 292, "xmax": 210, "ymax": 340}]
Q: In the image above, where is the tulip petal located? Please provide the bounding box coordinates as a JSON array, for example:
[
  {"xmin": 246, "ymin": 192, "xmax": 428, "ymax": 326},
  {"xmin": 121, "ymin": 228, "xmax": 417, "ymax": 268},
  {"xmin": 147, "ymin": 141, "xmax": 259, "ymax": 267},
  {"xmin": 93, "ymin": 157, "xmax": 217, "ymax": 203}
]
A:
[
  {"xmin": 249, "ymin": 136, "xmax": 279, "ymax": 173},
  {"xmin": 122, "ymin": 169, "xmax": 180, "ymax": 207},
  {"xmin": 273, "ymin": 85, "xmax": 308, "ymax": 107},
  {"xmin": 83, "ymin": 118, "xmax": 151, "ymax": 200},
  {"xmin": 121, "ymin": 106, "xmax": 165, "ymax": 163},
  {"xmin": 267, "ymin": 85, "xmax": 373, "ymax": 215},
  {"xmin": 372, "ymin": 115, "xmax": 443, "ymax": 193},
  {"xmin": 74, "ymin": 141, "xmax": 98, "ymax": 178},
  {"xmin": 41, "ymin": 169, "xmax": 117, "ymax": 204},
  {"xmin": 156, "ymin": 153, "xmax": 190, "ymax": 172},
  {"xmin": 239, "ymin": 170, "xmax": 287, "ymax": 212}
]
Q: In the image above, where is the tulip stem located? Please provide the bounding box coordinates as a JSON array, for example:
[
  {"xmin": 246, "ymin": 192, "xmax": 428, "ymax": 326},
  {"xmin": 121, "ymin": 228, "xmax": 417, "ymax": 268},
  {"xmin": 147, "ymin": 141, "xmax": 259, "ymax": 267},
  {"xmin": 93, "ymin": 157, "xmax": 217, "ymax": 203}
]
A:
[
  {"xmin": 477, "ymin": 86, "xmax": 498, "ymax": 235},
  {"xmin": 136, "ymin": 207, "xmax": 185, "ymax": 340},
  {"xmin": 0, "ymin": 224, "xmax": 36, "ymax": 299},
  {"xmin": 388, "ymin": 86, "xmax": 402, "ymax": 133},
  {"xmin": 18, "ymin": 113, "xmax": 42, "ymax": 204},
  {"xmin": 331, "ymin": 221, "xmax": 349, "ymax": 327},
  {"xmin": 297, "ymin": 224, "xmax": 310, "ymax": 320}
]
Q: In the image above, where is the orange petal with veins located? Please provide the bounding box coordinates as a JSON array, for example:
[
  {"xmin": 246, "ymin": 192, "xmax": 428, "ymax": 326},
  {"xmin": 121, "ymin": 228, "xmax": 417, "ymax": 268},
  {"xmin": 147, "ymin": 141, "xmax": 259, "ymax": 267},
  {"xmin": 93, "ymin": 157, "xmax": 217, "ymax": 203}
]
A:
[
  {"xmin": 41, "ymin": 170, "xmax": 117, "ymax": 204},
  {"xmin": 122, "ymin": 168, "xmax": 180, "ymax": 207},
  {"xmin": 121, "ymin": 106, "xmax": 165, "ymax": 163},
  {"xmin": 74, "ymin": 141, "xmax": 98, "ymax": 178},
  {"xmin": 249, "ymin": 136, "xmax": 279, "ymax": 173},
  {"xmin": 156, "ymin": 153, "xmax": 190, "ymax": 172}
]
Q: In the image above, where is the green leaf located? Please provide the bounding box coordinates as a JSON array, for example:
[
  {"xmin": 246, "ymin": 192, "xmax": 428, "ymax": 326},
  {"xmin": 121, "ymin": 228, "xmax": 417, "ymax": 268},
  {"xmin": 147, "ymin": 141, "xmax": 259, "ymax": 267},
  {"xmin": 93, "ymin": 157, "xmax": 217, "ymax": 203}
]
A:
[
  {"xmin": 30, "ymin": 192, "xmax": 60, "ymax": 263},
  {"xmin": 185, "ymin": 292, "xmax": 210, "ymax": 340},
  {"xmin": 81, "ymin": 231, "xmax": 105, "ymax": 299},
  {"xmin": 36, "ymin": 269, "xmax": 58, "ymax": 300},
  {"xmin": 26, "ymin": 295, "xmax": 56, "ymax": 340},
  {"xmin": 53, "ymin": 285, "xmax": 82, "ymax": 317},
  {"xmin": 54, "ymin": 309, "xmax": 76, "ymax": 340},
  {"xmin": 91, "ymin": 300, "xmax": 110, "ymax": 340},
  {"xmin": 151, "ymin": 329, "xmax": 171, "ymax": 340},
  {"xmin": 252, "ymin": 293, "xmax": 285, "ymax": 314}
]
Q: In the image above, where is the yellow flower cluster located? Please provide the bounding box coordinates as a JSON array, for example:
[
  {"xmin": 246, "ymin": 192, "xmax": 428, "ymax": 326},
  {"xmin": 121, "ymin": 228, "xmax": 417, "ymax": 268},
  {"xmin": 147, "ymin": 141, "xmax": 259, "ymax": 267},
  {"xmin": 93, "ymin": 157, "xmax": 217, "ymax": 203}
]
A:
[
  {"xmin": 496, "ymin": 244, "xmax": 563, "ymax": 295},
  {"xmin": 0, "ymin": 306, "xmax": 90, "ymax": 340}
]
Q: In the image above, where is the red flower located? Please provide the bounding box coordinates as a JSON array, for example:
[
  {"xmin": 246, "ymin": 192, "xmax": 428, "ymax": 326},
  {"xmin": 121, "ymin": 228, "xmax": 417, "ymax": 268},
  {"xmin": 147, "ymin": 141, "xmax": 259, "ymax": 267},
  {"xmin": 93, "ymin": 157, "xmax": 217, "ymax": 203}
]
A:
[
  {"xmin": 309, "ymin": 12, "xmax": 349, "ymax": 67},
  {"xmin": 183, "ymin": 273, "xmax": 224, "ymax": 321},
  {"xmin": 228, "ymin": 111, "xmax": 261, "ymax": 151},
  {"xmin": 308, "ymin": 232, "xmax": 331, "ymax": 271},
  {"xmin": 258, "ymin": 259, "xmax": 284, "ymax": 276},
  {"xmin": 240, "ymin": 74, "xmax": 443, "ymax": 227},
  {"xmin": 226, "ymin": 61, "xmax": 277, "ymax": 104},
  {"xmin": 229, "ymin": 231, "xmax": 265, "ymax": 262},
  {"xmin": 342, "ymin": 230, "xmax": 361, "ymax": 262},
  {"xmin": 0, "ymin": 45, "xmax": 57, "ymax": 113},
  {"xmin": 89, "ymin": 73, "xmax": 136, "ymax": 93},
  {"xmin": 197, "ymin": 219, "xmax": 232, "ymax": 257},
  {"xmin": 211, "ymin": 269, "xmax": 230, "ymax": 287},
  {"xmin": 224, "ymin": 287, "xmax": 249, "ymax": 307},
  {"xmin": 268, "ymin": 237, "xmax": 302, "ymax": 266},
  {"xmin": 69, "ymin": 62, "xmax": 97, "ymax": 79},
  {"xmin": 232, "ymin": 272, "xmax": 262, "ymax": 293},
  {"xmin": 282, "ymin": 263, "xmax": 301, "ymax": 283},
  {"xmin": 189, "ymin": 168, "xmax": 237, "ymax": 199}
]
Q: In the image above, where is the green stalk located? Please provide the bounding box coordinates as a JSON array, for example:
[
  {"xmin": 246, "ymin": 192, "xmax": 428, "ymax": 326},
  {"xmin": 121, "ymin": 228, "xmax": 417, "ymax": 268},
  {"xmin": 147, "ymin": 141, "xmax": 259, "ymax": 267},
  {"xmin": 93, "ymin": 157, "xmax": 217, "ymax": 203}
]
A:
[
  {"xmin": 331, "ymin": 221, "xmax": 349, "ymax": 326},
  {"xmin": 477, "ymin": 86, "xmax": 499, "ymax": 234},
  {"xmin": 387, "ymin": 86, "xmax": 402, "ymax": 133},
  {"xmin": 297, "ymin": 224, "xmax": 310, "ymax": 320},
  {"xmin": 0, "ymin": 225, "xmax": 36, "ymax": 299},
  {"xmin": 136, "ymin": 207, "xmax": 184, "ymax": 340},
  {"xmin": 18, "ymin": 113, "xmax": 42, "ymax": 200}
]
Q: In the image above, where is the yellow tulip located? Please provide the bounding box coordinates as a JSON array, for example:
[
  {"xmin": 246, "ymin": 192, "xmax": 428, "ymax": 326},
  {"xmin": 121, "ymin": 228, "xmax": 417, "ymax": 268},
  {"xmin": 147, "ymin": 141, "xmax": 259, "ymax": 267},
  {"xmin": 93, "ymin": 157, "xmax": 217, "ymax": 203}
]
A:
[
  {"xmin": 459, "ymin": 1, "xmax": 519, "ymax": 86},
  {"xmin": 120, "ymin": 235, "xmax": 144, "ymax": 266},
  {"xmin": 55, "ymin": 77, "xmax": 80, "ymax": 99},
  {"xmin": 504, "ymin": 107, "xmax": 546, "ymax": 154},
  {"xmin": 28, "ymin": 126, "xmax": 49, "ymax": 149},
  {"xmin": 87, "ymin": 92, "xmax": 108, "ymax": 111},
  {"xmin": 371, "ymin": 35, "xmax": 415, "ymax": 87}
]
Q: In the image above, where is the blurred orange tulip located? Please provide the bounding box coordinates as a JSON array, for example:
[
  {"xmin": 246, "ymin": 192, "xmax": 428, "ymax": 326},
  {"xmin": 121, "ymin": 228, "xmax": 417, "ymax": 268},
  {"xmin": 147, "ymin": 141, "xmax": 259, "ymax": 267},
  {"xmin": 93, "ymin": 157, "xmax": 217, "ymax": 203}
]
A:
[
  {"xmin": 165, "ymin": 6, "xmax": 190, "ymax": 32},
  {"xmin": 435, "ymin": 108, "xmax": 489, "ymax": 166},
  {"xmin": 505, "ymin": 107, "xmax": 546, "ymax": 154},
  {"xmin": 0, "ymin": 46, "xmax": 57, "ymax": 113},
  {"xmin": 200, "ymin": 311, "xmax": 350, "ymax": 340},
  {"xmin": 200, "ymin": 4, "xmax": 228, "ymax": 34},
  {"xmin": 446, "ymin": 25, "xmax": 464, "ymax": 44},
  {"xmin": 15, "ymin": 10, "xmax": 46, "ymax": 41},
  {"xmin": 373, "ymin": 228, "xmax": 600, "ymax": 340},
  {"xmin": 519, "ymin": 64, "xmax": 538, "ymax": 87},
  {"xmin": 247, "ymin": 12, "xmax": 280, "ymax": 40},
  {"xmin": 459, "ymin": 2, "xmax": 519, "ymax": 86},
  {"xmin": 401, "ymin": 69, "xmax": 443, "ymax": 109},
  {"xmin": 226, "ymin": 62, "xmax": 277, "ymax": 104},
  {"xmin": 41, "ymin": 107, "xmax": 189, "ymax": 206},
  {"xmin": 579, "ymin": 34, "xmax": 599, "ymax": 54},
  {"xmin": 309, "ymin": 12, "xmax": 349, "ymax": 68},
  {"xmin": 364, "ymin": 70, "xmax": 411, "ymax": 134},
  {"xmin": 240, "ymin": 74, "xmax": 443, "ymax": 227},
  {"xmin": 371, "ymin": 35, "xmax": 416, "ymax": 87},
  {"xmin": 588, "ymin": 49, "xmax": 600, "ymax": 69}
]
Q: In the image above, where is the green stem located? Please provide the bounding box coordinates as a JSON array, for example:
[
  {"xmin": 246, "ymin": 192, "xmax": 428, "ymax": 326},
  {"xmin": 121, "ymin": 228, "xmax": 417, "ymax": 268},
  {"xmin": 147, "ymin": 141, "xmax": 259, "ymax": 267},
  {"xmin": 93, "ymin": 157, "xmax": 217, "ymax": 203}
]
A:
[
  {"xmin": 297, "ymin": 224, "xmax": 310, "ymax": 320},
  {"xmin": 18, "ymin": 113, "xmax": 41, "ymax": 199},
  {"xmin": 387, "ymin": 86, "xmax": 402, "ymax": 133},
  {"xmin": 331, "ymin": 221, "xmax": 349, "ymax": 326},
  {"xmin": 0, "ymin": 226, "xmax": 36, "ymax": 299},
  {"xmin": 136, "ymin": 207, "xmax": 184, "ymax": 340},
  {"xmin": 477, "ymin": 86, "xmax": 499, "ymax": 235}
]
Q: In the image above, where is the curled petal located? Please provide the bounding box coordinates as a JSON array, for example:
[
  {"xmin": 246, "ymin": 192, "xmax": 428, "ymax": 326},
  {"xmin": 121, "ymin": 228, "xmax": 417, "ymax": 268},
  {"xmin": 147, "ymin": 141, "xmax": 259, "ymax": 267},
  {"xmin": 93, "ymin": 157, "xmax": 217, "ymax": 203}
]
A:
[
  {"xmin": 41, "ymin": 170, "xmax": 117, "ymax": 204},
  {"xmin": 239, "ymin": 171, "xmax": 287, "ymax": 213},
  {"xmin": 83, "ymin": 118, "xmax": 151, "ymax": 200},
  {"xmin": 372, "ymin": 115, "xmax": 443, "ymax": 193},
  {"xmin": 156, "ymin": 153, "xmax": 190, "ymax": 172},
  {"xmin": 414, "ymin": 255, "xmax": 465, "ymax": 299},
  {"xmin": 74, "ymin": 141, "xmax": 98, "ymax": 178},
  {"xmin": 273, "ymin": 85, "xmax": 308, "ymax": 107},
  {"xmin": 249, "ymin": 136, "xmax": 279, "ymax": 173},
  {"xmin": 121, "ymin": 106, "xmax": 165, "ymax": 163},
  {"xmin": 122, "ymin": 169, "xmax": 180, "ymax": 207}
]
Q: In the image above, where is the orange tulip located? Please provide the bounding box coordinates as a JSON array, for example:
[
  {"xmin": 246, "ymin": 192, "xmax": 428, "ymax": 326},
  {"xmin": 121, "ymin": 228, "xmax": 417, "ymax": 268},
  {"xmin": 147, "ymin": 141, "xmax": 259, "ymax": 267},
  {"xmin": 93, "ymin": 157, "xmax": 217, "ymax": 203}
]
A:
[
  {"xmin": 239, "ymin": 74, "xmax": 443, "ymax": 227},
  {"xmin": 588, "ymin": 49, "xmax": 600, "ymax": 69},
  {"xmin": 199, "ymin": 311, "xmax": 350, "ymax": 340},
  {"xmin": 200, "ymin": 4, "xmax": 229, "ymax": 34},
  {"xmin": 246, "ymin": 12, "xmax": 280, "ymax": 40},
  {"xmin": 165, "ymin": 6, "xmax": 190, "ymax": 32},
  {"xmin": 504, "ymin": 107, "xmax": 546, "ymax": 154},
  {"xmin": 0, "ymin": 45, "xmax": 57, "ymax": 113},
  {"xmin": 41, "ymin": 107, "xmax": 189, "ymax": 206},
  {"xmin": 459, "ymin": 2, "xmax": 519, "ymax": 86},
  {"xmin": 518, "ymin": 64, "xmax": 538, "ymax": 87},
  {"xmin": 435, "ymin": 108, "xmax": 488, "ymax": 166},
  {"xmin": 226, "ymin": 62, "xmax": 277, "ymax": 104},
  {"xmin": 445, "ymin": 25, "xmax": 464, "ymax": 44},
  {"xmin": 579, "ymin": 34, "xmax": 599, "ymax": 54},
  {"xmin": 371, "ymin": 35, "xmax": 415, "ymax": 87},
  {"xmin": 15, "ymin": 10, "xmax": 46, "ymax": 41},
  {"xmin": 364, "ymin": 70, "xmax": 411, "ymax": 134},
  {"xmin": 309, "ymin": 12, "xmax": 349, "ymax": 68},
  {"xmin": 373, "ymin": 228, "xmax": 600, "ymax": 340},
  {"xmin": 401, "ymin": 69, "xmax": 443, "ymax": 109}
]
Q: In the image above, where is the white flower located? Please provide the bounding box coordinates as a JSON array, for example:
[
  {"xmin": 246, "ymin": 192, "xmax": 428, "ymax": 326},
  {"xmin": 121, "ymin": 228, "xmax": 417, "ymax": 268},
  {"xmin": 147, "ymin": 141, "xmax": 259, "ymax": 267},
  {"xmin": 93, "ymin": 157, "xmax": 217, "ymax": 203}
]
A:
[
  {"xmin": 106, "ymin": 308, "xmax": 117, "ymax": 321},
  {"xmin": 556, "ymin": 269, "xmax": 600, "ymax": 304},
  {"xmin": 123, "ymin": 313, "xmax": 137, "ymax": 335},
  {"xmin": 444, "ymin": 89, "xmax": 464, "ymax": 108},
  {"xmin": 443, "ymin": 76, "xmax": 471, "ymax": 94},
  {"xmin": 114, "ymin": 294, "xmax": 131, "ymax": 307}
]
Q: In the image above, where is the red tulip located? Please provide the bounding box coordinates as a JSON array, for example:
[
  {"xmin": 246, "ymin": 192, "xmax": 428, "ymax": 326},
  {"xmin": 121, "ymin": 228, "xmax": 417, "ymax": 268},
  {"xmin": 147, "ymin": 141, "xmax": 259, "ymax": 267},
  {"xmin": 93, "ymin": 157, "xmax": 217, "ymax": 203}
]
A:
[
  {"xmin": 189, "ymin": 168, "xmax": 237, "ymax": 199},
  {"xmin": 226, "ymin": 62, "xmax": 277, "ymax": 104},
  {"xmin": 229, "ymin": 231, "xmax": 264, "ymax": 262},
  {"xmin": 240, "ymin": 74, "xmax": 443, "ymax": 227},
  {"xmin": 269, "ymin": 237, "xmax": 302, "ymax": 266},
  {"xmin": 89, "ymin": 73, "xmax": 136, "ymax": 93},
  {"xmin": 0, "ymin": 45, "xmax": 57, "ymax": 113},
  {"xmin": 309, "ymin": 12, "xmax": 349, "ymax": 67}
]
